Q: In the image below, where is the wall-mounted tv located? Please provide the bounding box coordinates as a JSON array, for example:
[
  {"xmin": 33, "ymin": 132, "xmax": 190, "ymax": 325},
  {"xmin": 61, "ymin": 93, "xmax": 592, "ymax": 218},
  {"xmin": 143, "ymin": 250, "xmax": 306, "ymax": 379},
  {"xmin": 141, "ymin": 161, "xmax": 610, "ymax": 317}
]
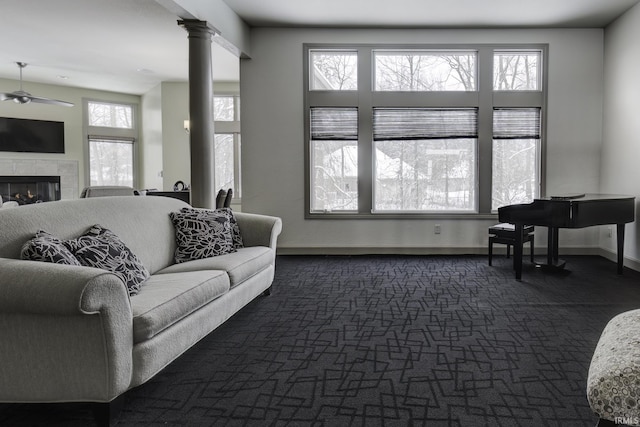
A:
[{"xmin": 0, "ymin": 117, "xmax": 65, "ymax": 153}]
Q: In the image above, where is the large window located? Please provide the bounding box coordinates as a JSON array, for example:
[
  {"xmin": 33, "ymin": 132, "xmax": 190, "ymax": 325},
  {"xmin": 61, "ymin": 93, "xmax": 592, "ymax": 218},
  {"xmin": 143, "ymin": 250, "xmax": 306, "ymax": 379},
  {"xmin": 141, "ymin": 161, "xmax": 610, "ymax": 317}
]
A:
[
  {"xmin": 305, "ymin": 45, "xmax": 546, "ymax": 217},
  {"xmin": 85, "ymin": 101, "xmax": 137, "ymax": 187},
  {"xmin": 214, "ymin": 95, "xmax": 241, "ymax": 198}
]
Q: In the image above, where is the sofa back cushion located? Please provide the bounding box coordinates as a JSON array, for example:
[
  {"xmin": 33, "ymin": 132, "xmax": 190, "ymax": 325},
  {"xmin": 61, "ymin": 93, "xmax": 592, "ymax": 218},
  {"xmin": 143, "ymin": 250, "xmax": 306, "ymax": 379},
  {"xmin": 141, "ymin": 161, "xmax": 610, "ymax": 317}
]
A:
[{"xmin": 0, "ymin": 196, "xmax": 190, "ymax": 274}]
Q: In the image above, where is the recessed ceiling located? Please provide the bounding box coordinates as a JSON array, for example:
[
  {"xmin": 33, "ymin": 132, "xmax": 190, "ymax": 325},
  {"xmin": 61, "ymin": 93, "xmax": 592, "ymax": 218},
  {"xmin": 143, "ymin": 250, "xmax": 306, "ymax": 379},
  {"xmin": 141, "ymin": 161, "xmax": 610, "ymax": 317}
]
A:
[
  {"xmin": 0, "ymin": 0, "xmax": 637, "ymax": 96},
  {"xmin": 224, "ymin": 0, "xmax": 640, "ymax": 28}
]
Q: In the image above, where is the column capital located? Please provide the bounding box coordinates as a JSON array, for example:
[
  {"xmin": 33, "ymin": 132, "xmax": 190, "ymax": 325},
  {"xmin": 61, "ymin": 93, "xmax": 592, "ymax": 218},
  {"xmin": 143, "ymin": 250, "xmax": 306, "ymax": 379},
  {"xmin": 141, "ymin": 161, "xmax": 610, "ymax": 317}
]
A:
[{"xmin": 178, "ymin": 19, "xmax": 219, "ymax": 38}]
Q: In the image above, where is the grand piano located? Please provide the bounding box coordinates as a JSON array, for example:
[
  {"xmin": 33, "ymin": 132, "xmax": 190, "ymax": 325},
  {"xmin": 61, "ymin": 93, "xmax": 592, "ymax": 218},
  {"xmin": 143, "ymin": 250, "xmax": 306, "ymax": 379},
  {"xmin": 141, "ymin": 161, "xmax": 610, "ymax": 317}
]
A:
[{"xmin": 498, "ymin": 194, "xmax": 635, "ymax": 280}]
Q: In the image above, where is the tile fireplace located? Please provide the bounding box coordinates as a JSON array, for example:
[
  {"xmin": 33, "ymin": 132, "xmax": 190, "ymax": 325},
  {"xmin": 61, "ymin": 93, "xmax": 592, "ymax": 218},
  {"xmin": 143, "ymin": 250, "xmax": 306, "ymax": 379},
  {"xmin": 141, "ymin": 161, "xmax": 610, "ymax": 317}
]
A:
[{"xmin": 0, "ymin": 175, "xmax": 61, "ymax": 205}]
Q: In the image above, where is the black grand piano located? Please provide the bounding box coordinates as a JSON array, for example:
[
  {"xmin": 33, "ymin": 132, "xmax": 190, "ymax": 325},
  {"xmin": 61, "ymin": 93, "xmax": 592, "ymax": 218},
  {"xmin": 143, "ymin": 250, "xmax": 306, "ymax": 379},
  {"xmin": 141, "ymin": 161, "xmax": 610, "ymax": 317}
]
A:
[{"xmin": 498, "ymin": 194, "xmax": 635, "ymax": 280}]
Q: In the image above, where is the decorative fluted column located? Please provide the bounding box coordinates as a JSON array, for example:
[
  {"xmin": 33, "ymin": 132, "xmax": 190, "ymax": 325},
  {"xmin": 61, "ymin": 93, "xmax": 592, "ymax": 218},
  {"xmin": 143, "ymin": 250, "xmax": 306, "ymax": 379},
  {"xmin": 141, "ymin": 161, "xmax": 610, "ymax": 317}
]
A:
[{"xmin": 178, "ymin": 19, "xmax": 216, "ymax": 208}]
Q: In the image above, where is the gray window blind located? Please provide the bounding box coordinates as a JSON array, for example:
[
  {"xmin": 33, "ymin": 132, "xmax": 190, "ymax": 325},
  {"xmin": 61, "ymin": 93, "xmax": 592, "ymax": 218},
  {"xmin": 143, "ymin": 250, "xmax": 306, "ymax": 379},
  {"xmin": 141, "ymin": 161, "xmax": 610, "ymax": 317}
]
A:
[
  {"xmin": 493, "ymin": 108, "xmax": 541, "ymax": 139},
  {"xmin": 310, "ymin": 107, "xmax": 358, "ymax": 140},
  {"xmin": 373, "ymin": 108, "xmax": 478, "ymax": 141}
]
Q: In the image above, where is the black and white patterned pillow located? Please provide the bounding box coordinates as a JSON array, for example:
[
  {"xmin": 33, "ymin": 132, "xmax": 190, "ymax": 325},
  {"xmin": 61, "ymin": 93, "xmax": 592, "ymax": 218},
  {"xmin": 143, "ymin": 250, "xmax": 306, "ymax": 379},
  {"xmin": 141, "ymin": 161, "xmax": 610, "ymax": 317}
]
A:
[
  {"xmin": 21, "ymin": 230, "xmax": 82, "ymax": 265},
  {"xmin": 64, "ymin": 225, "xmax": 150, "ymax": 296},
  {"xmin": 170, "ymin": 209, "xmax": 237, "ymax": 263},
  {"xmin": 180, "ymin": 207, "xmax": 244, "ymax": 249}
]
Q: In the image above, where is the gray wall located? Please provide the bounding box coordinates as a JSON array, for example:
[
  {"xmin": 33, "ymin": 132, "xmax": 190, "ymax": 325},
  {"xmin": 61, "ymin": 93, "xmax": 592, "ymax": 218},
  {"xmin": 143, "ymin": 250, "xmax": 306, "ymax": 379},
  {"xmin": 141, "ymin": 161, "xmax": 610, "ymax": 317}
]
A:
[
  {"xmin": 240, "ymin": 28, "xmax": 605, "ymax": 253},
  {"xmin": 602, "ymin": 2, "xmax": 640, "ymax": 268}
]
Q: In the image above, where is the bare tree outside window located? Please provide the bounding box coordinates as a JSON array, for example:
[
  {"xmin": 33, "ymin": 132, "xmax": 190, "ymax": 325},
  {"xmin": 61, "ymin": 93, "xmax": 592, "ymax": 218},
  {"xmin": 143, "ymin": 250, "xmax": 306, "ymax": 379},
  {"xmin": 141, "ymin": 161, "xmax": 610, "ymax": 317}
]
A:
[
  {"xmin": 214, "ymin": 97, "xmax": 235, "ymax": 121},
  {"xmin": 310, "ymin": 107, "xmax": 358, "ymax": 211},
  {"xmin": 88, "ymin": 102, "xmax": 133, "ymax": 128},
  {"xmin": 311, "ymin": 141, "xmax": 358, "ymax": 211},
  {"xmin": 310, "ymin": 51, "xmax": 358, "ymax": 90},
  {"xmin": 491, "ymin": 108, "xmax": 541, "ymax": 210},
  {"xmin": 375, "ymin": 51, "xmax": 477, "ymax": 91},
  {"xmin": 375, "ymin": 140, "xmax": 476, "ymax": 211},
  {"xmin": 493, "ymin": 51, "xmax": 541, "ymax": 90},
  {"xmin": 214, "ymin": 134, "xmax": 235, "ymax": 191},
  {"xmin": 89, "ymin": 138, "xmax": 133, "ymax": 186},
  {"xmin": 492, "ymin": 139, "xmax": 537, "ymax": 209}
]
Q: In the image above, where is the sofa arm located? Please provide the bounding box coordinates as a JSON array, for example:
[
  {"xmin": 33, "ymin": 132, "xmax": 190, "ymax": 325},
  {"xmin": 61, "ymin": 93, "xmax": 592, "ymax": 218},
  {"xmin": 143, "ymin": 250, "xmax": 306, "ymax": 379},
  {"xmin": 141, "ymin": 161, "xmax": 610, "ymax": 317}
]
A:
[
  {"xmin": 0, "ymin": 258, "xmax": 133, "ymax": 402},
  {"xmin": 234, "ymin": 212, "xmax": 282, "ymax": 250}
]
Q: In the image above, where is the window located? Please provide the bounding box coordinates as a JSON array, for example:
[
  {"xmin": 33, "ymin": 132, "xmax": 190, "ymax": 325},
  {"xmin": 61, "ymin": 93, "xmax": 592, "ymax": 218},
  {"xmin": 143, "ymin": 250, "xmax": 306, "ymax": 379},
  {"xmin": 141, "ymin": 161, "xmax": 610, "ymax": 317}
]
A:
[
  {"xmin": 491, "ymin": 108, "xmax": 541, "ymax": 210},
  {"xmin": 309, "ymin": 50, "xmax": 358, "ymax": 90},
  {"xmin": 310, "ymin": 107, "xmax": 358, "ymax": 211},
  {"xmin": 374, "ymin": 50, "xmax": 477, "ymax": 91},
  {"xmin": 88, "ymin": 138, "xmax": 134, "ymax": 186},
  {"xmin": 373, "ymin": 108, "xmax": 477, "ymax": 211},
  {"xmin": 493, "ymin": 50, "xmax": 542, "ymax": 91},
  {"xmin": 214, "ymin": 95, "xmax": 241, "ymax": 197},
  {"xmin": 85, "ymin": 101, "xmax": 137, "ymax": 187},
  {"xmin": 88, "ymin": 102, "xmax": 133, "ymax": 128},
  {"xmin": 304, "ymin": 44, "xmax": 546, "ymax": 217}
]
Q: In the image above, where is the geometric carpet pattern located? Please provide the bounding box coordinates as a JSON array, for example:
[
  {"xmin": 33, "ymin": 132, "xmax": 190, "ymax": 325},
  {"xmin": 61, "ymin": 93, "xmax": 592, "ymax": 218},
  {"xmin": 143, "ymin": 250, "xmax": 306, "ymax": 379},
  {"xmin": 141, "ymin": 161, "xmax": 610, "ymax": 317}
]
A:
[{"xmin": 2, "ymin": 255, "xmax": 640, "ymax": 426}]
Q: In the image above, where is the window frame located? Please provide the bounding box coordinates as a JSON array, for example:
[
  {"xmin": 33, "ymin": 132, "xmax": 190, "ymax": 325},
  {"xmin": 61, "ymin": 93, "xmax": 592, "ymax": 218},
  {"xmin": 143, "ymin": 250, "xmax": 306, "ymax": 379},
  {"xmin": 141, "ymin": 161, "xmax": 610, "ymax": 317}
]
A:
[
  {"xmin": 303, "ymin": 43, "xmax": 548, "ymax": 219},
  {"xmin": 83, "ymin": 99, "xmax": 139, "ymax": 189}
]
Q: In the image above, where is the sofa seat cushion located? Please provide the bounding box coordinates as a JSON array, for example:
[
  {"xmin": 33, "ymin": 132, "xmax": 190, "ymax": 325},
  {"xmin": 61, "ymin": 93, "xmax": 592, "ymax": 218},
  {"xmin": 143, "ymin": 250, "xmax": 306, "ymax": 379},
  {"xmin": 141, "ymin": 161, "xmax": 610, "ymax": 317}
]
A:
[
  {"xmin": 131, "ymin": 270, "xmax": 229, "ymax": 343},
  {"xmin": 157, "ymin": 246, "xmax": 273, "ymax": 288}
]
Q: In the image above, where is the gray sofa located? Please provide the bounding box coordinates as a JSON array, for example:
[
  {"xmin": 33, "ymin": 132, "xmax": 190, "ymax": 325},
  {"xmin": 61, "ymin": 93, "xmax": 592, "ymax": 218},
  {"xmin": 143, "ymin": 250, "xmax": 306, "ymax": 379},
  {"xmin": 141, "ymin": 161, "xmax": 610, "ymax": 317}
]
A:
[{"xmin": 0, "ymin": 196, "xmax": 282, "ymax": 424}]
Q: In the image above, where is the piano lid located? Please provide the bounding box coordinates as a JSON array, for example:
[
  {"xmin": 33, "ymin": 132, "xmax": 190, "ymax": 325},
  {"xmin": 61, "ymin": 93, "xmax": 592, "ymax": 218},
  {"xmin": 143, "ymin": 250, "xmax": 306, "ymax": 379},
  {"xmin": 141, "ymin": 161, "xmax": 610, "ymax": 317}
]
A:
[
  {"xmin": 498, "ymin": 193, "xmax": 635, "ymax": 228},
  {"xmin": 538, "ymin": 193, "xmax": 634, "ymax": 202}
]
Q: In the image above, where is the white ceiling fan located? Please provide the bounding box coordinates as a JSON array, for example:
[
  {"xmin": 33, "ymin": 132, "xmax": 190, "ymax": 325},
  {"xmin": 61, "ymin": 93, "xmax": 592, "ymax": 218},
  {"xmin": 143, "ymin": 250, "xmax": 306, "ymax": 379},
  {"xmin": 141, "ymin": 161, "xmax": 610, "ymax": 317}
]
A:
[{"xmin": 0, "ymin": 62, "xmax": 74, "ymax": 107}]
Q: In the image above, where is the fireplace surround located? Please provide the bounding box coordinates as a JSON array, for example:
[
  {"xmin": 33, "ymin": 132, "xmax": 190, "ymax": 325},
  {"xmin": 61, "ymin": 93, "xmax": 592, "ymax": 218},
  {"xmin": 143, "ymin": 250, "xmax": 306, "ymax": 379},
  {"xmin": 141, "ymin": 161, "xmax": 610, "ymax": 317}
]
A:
[{"xmin": 0, "ymin": 175, "xmax": 61, "ymax": 205}]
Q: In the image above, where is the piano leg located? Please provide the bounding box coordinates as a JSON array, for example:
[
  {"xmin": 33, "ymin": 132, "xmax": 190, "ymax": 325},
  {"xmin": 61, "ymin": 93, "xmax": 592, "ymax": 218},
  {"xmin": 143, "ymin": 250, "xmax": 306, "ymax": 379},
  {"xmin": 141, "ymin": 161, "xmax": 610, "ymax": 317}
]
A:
[
  {"xmin": 617, "ymin": 223, "xmax": 626, "ymax": 274},
  {"xmin": 546, "ymin": 227, "xmax": 554, "ymax": 267},
  {"xmin": 537, "ymin": 227, "xmax": 566, "ymax": 271},
  {"xmin": 514, "ymin": 224, "xmax": 524, "ymax": 280},
  {"xmin": 550, "ymin": 227, "xmax": 560, "ymax": 264}
]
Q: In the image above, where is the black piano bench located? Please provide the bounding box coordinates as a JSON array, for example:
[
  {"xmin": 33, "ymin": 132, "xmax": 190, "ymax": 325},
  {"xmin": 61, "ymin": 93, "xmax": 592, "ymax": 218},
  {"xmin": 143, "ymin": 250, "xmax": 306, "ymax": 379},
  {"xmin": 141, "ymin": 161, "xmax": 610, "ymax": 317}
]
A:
[{"xmin": 488, "ymin": 223, "xmax": 535, "ymax": 266}]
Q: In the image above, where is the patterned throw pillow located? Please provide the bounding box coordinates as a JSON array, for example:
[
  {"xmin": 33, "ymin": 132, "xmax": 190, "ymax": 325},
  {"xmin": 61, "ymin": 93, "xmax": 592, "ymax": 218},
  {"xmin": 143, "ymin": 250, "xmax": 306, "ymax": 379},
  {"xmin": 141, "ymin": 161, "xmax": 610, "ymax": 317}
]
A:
[
  {"xmin": 170, "ymin": 209, "xmax": 237, "ymax": 263},
  {"xmin": 64, "ymin": 225, "xmax": 150, "ymax": 296},
  {"xmin": 21, "ymin": 230, "xmax": 82, "ymax": 265},
  {"xmin": 180, "ymin": 207, "xmax": 244, "ymax": 249}
]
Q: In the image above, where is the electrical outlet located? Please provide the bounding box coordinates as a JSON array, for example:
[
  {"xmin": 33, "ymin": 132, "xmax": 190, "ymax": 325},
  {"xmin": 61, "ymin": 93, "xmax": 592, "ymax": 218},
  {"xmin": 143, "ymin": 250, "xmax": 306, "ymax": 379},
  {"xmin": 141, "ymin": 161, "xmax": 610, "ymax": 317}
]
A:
[
  {"xmin": 434, "ymin": 224, "xmax": 441, "ymax": 234},
  {"xmin": 607, "ymin": 227, "xmax": 613, "ymax": 238}
]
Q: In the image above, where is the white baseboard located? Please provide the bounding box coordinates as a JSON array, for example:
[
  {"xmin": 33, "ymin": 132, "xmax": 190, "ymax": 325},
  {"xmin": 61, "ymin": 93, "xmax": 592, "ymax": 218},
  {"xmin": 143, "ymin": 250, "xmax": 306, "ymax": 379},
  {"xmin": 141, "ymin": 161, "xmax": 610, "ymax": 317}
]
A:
[
  {"xmin": 597, "ymin": 247, "xmax": 640, "ymax": 273},
  {"xmin": 276, "ymin": 246, "xmax": 640, "ymax": 272}
]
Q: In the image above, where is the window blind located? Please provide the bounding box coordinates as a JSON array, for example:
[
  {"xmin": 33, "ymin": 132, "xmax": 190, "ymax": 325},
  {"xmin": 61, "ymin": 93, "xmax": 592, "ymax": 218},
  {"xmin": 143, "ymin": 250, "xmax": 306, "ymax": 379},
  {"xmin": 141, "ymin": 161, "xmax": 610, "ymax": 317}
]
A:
[
  {"xmin": 493, "ymin": 108, "xmax": 541, "ymax": 139},
  {"xmin": 310, "ymin": 108, "xmax": 358, "ymax": 140},
  {"xmin": 373, "ymin": 108, "xmax": 478, "ymax": 141},
  {"xmin": 88, "ymin": 135, "xmax": 135, "ymax": 143}
]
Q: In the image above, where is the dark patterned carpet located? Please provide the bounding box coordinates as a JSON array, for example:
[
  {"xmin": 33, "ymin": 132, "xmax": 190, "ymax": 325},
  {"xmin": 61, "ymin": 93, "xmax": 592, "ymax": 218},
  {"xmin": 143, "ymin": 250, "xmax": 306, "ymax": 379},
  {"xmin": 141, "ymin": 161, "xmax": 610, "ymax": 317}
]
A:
[{"xmin": 2, "ymin": 255, "xmax": 640, "ymax": 426}]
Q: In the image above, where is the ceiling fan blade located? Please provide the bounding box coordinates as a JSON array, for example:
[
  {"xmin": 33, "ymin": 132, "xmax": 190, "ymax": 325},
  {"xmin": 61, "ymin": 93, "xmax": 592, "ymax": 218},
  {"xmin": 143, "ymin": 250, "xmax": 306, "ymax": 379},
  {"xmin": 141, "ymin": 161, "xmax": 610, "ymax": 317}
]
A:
[
  {"xmin": 3, "ymin": 62, "xmax": 75, "ymax": 107},
  {"xmin": 27, "ymin": 95, "xmax": 74, "ymax": 107}
]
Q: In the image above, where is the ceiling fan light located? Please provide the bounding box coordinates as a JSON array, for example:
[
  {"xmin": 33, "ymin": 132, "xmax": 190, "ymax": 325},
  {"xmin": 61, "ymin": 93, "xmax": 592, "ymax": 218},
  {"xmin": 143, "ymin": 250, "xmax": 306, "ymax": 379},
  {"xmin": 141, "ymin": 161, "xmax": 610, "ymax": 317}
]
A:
[{"xmin": 13, "ymin": 96, "xmax": 31, "ymax": 104}]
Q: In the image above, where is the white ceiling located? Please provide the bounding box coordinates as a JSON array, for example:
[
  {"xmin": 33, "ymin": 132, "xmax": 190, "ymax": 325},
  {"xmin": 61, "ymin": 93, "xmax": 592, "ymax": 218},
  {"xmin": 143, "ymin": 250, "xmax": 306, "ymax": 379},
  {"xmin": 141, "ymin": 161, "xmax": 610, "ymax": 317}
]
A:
[
  {"xmin": 0, "ymin": 0, "xmax": 638, "ymax": 96},
  {"xmin": 223, "ymin": 0, "xmax": 640, "ymax": 28}
]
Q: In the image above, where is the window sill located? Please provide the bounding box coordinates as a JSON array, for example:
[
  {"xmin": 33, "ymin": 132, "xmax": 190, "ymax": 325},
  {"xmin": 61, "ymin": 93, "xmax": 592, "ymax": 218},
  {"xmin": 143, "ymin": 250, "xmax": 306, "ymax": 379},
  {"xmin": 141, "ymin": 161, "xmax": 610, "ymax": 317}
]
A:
[{"xmin": 305, "ymin": 212, "xmax": 498, "ymax": 220}]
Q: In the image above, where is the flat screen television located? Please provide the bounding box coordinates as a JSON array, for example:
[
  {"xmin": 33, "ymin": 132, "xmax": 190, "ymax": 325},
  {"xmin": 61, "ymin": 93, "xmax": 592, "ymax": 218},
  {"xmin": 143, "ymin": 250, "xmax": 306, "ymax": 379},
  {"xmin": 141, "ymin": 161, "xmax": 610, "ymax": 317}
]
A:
[{"xmin": 0, "ymin": 117, "xmax": 65, "ymax": 153}]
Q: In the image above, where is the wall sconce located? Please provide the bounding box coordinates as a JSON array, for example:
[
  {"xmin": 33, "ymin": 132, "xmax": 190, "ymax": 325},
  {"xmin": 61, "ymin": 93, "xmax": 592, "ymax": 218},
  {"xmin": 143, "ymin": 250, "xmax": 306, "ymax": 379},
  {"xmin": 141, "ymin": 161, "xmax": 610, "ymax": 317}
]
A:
[{"xmin": 183, "ymin": 120, "xmax": 190, "ymax": 134}]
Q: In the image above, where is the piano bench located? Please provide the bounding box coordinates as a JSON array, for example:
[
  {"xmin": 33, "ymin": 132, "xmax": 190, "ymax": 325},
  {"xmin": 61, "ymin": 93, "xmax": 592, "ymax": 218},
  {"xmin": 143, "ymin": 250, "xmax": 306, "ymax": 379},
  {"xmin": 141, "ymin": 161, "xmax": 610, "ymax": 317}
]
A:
[{"xmin": 488, "ymin": 223, "xmax": 535, "ymax": 266}]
